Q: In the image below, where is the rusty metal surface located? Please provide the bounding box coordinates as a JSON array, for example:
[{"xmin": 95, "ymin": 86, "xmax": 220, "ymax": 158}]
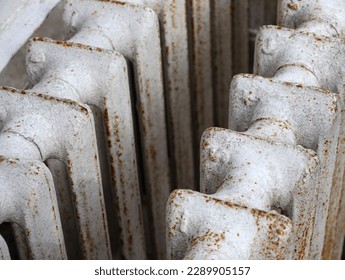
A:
[
  {"xmin": 228, "ymin": 74, "xmax": 341, "ymax": 258},
  {"xmin": 229, "ymin": 74, "xmax": 339, "ymax": 151},
  {"xmin": 167, "ymin": 123, "xmax": 322, "ymax": 259},
  {"xmin": 160, "ymin": 0, "xmax": 195, "ymax": 190},
  {"xmin": 64, "ymin": 0, "xmax": 171, "ymax": 259},
  {"xmin": 26, "ymin": 37, "xmax": 145, "ymax": 259},
  {"xmin": 1, "ymin": 0, "xmax": 345, "ymax": 261},
  {"xmin": 167, "ymin": 189, "xmax": 294, "ymax": 260},
  {"xmin": 0, "ymin": 87, "xmax": 111, "ymax": 259},
  {"xmin": 201, "ymin": 128, "xmax": 322, "ymax": 259},
  {"xmin": 188, "ymin": 0, "xmax": 214, "ymax": 143},
  {"xmin": 167, "ymin": 0, "xmax": 345, "ymax": 260},
  {"xmin": 254, "ymin": 26, "xmax": 345, "ymax": 91},
  {"xmin": 255, "ymin": 23, "xmax": 345, "ymax": 260},
  {"xmin": 277, "ymin": 0, "xmax": 345, "ymax": 259},
  {"xmin": 278, "ymin": 0, "xmax": 345, "ymax": 38},
  {"xmin": 0, "ymin": 157, "xmax": 66, "ymax": 259},
  {"xmin": 333, "ymin": 183, "xmax": 345, "ymax": 259},
  {"xmin": 120, "ymin": 0, "xmax": 196, "ymax": 191},
  {"xmin": 211, "ymin": 0, "xmax": 232, "ymax": 128}
]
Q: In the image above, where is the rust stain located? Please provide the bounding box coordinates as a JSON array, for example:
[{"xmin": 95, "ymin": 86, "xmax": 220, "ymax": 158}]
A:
[
  {"xmin": 25, "ymin": 228, "xmax": 31, "ymax": 237},
  {"xmin": 124, "ymin": 219, "xmax": 137, "ymax": 254},
  {"xmin": 123, "ymin": 204, "xmax": 128, "ymax": 215},
  {"xmin": 208, "ymin": 151, "xmax": 217, "ymax": 161},
  {"xmin": 97, "ymin": 0, "xmax": 133, "ymax": 7},
  {"xmin": 149, "ymin": 144, "xmax": 157, "ymax": 162},
  {"xmin": 169, "ymin": 0, "xmax": 177, "ymax": 29},
  {"xmin": 165, "ymin": 46, "xmax": 169, "ymax": 61},
  {"xmin": 314, "ymin": 36, "xmax": 324, "ymax": 42},
  {"xmin": 82, "ymin": 222, "xmax": 95, "ymax": 258},
  {"xmin": 190, "ymin": 229, "xmax": 226, "ymax": 249},
  {"xmin": 67, "ymin": 159, "xmax": 72, "ymax": 169},
  {"xmin": 254, "ymin": 117, "xmax": 291, "ymax": 130},
  {"xmin": 204, "ymin": 195, "xmax": 248, "ymax": 210},
  {"xmin": 113, "ymin": 114, "xmax": 121, "ymax": 144},
  {"xmin": 103, "ymin": 105, "xmax": 111, "ymax": 138},
  {"xmin": 287, "ymin": 3, "xmax": 298, "ymax": 10},
  {"xmin": 1, "ymin": 86, "xmax": 89, "ymax": 115},
  {"xmin": 32, "ymin": 37, "xmax": 107, "ymax": 53},
  {"xmin": 128, "ymin": 233, "xmax": 133, "ymax": 249},
  {"xmin": 202, "ymin": 140, "xmax": 209, "ymax": 149}
]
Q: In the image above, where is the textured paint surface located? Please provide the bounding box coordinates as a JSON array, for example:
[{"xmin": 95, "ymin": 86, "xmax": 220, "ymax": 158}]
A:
[
  {"xmin": 0, "ymin": 0, "xmax": 60, "ymax": 72},
  {"xmin": 26, "ymin": 37, "xmax": 145, "ymax": 260},
  {"xmin": 0, "ymin": 87, "xmax": 111, "ymax": 259},
  {"xmin": 0, "ymin": 157, "xmax": 66, "ymax": 259},
  {"xmin": 167, "ymin": 0, "xmax": 345, "ymax": 260},
  {"xmin": 65, "ymin": 0, "xmax": 172, "ymax": 259}
]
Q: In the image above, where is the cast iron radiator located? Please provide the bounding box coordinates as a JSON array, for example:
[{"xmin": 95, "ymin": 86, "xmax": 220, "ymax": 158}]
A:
[{"xmin": 0, "ymin": 0, "xmax": 344, "ymax": 260}]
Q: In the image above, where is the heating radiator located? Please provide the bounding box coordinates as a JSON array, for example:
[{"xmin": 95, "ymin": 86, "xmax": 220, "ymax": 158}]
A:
[{"xmin": 0, "ymin": 0, "xmax": 344, "ymax": 260}]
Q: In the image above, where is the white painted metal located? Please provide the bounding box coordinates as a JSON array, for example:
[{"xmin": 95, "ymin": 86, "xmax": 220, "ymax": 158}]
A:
[
  {"xmin": 228, "ymin": 74, "xmax": 341, "ymax": 259},
  {"xmin": 64, "ymin": 0, "xmax": 171, "ymax": 258},
  {"xmin": 0, "ymin": 234, "xmax": 10, "ymax": 260},
  {"xmin": 167, "ymin": 188, "xmax": 294, "ymax": 260},
  {"xmin": 255, "ymin": 25, "xmax": 345, "ymax": 260},
  {"xmin": 255, "ymin": 26, "xmax": 345, "ymax": 92},
  {"xmin": 120, "ymin": 0, "xmax": 196, "ymax": 191},
  {"xmin": 0, "ymin": 86, "xmax": 111, "ymax": 259},
  {"xmin": 26, "ymin": 37, "xmax": 145, "ymax": 260},
  {"xmin": 1, "ymin": 0, "xmax": 345, "ymax": 261},
  {"xmin": 0, "ymin": 0, "xmax": 60, "ymax": 72},
  {"xmin": 278, "ymin": 0, "xmax": 345, "ymax": 38},
  {"xmin": 167, "ymin": 0, "xmax": 345, "ymax": 260},
  {"xmin": 167, "ymin": 125, "xmax": 322, "ymax": 259},
  {"xmin": 0, "ymin": 157, "xmax": 66, "ymax": 259},
  {"xmin": 277, "ymin": 0, "xmax": 345, "ymax": 260}
]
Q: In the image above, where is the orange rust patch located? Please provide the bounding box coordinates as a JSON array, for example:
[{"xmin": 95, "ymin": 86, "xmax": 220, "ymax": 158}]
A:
[
  {"xmin": 32, "ymin": 37, "xmax": 106, "ymax": 53},
  {"xmin": 128, "ymin": 233, "xmax": 133, "ymax": 248},
  {"xmin": 103, "ymin": 107, "xmax": 111, "ymax": 138},
  {"xmin": 287, "ymin": 3, "xmax": 298, "ymax": 10},
  {"xmin": 67, "ymin": 159, "xmax": 72, "ymax": 169},
  {"xmin": 208, "ymin": 151, "xmax": 217, "ymax": 161},
  {"xmin": 149, "ymin": 145, "xmax": 157, "ymax": 162},
  {"xmin": 202, "ymin": 140, "xmax": 209, "ymax": 149},
  {"xmin": 1, "ymin": 86, "xmax": 89, "ymax": 115},
  {"xmin": 190, "ymin": 229, "xmax": 226, "ymax": 249},
  {"xmin": 204, "ymin": 195, "xmax": 248, "ymax": 210}
]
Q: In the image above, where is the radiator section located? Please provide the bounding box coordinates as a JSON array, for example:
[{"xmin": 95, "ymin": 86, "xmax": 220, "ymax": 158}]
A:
[
  {"xmin": 0, "ymin": 157, "xmax": 66, "ymax": 259},
  {"xmin": 26, "ymin": 37, "xmax": 145, "ymax": 259},
  {"xmin": 167, "ymin": 0, "xmax": 345, "ymax": 259},
  {"xmin": 1, "ymin": 0, "xmax": 345, "ymax": 260}
]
